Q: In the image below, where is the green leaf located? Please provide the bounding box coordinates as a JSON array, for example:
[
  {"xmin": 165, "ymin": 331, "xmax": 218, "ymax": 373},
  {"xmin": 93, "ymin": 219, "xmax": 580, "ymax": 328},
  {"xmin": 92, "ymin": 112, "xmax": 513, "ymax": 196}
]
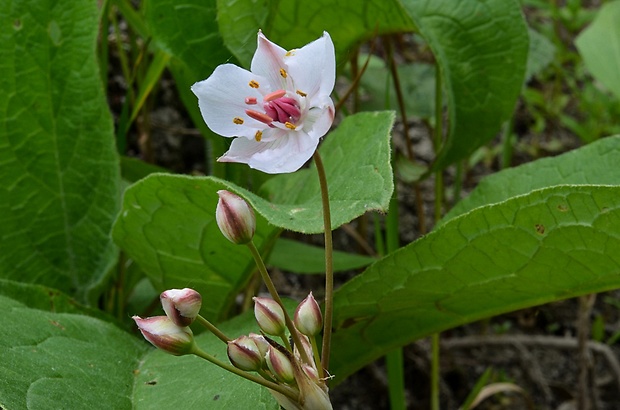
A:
[
  {"xmin": 0, "ymin": 295, "xmax": 147, "ymax": 409},
  {"xmin": 112, "ymin": 175, "xmax": 279, "ymax": 321},
  {"xmin": 443, "ymin": 135, "xmax": 620, "ymax": 224},
  {"xmin": 0, "ymin": 0, "xmax": 119, "ymax": 301},
  {"xmin": 331, "ymin": 184, "xmax": 620, "ymax": 382},
  {"xmin": 144, "ymin": 0, "xmax": 231, "ymax": 174},
  {"xmin": 268, "ymin": 238, "xmax": 376, "ymax": 274},
  {"xmin": 133, "ymin": 309, "xmax": 278, "ymax": 409},
  {"xmin": 401, "ymin": 0, "xmax": 529, "ymax": 169},
  {"xmin": 575, "ymin": 0, "xmax": 620, "ymax": 100},
  {"xmin": 259, "ymin": 111, "xmax": 395, "ymax": 234},
  {"xmin": 121, "ymin": 156, "xmax": 171, "ymax": 183},
  {"xmin": 216, "ymin": 0, "xmax": 416, "ymax": 67}
]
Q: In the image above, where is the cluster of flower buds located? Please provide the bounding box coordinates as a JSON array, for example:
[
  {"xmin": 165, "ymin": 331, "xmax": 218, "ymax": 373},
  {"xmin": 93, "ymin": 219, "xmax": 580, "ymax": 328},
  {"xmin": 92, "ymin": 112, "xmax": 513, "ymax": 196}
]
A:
[
  {"xmin": 133, "ymin": 288, "xmax": 202, "ymax": 356},
  {"xmin": 227, "ymin": 293, "xmax": 332, "ymax": 410}
]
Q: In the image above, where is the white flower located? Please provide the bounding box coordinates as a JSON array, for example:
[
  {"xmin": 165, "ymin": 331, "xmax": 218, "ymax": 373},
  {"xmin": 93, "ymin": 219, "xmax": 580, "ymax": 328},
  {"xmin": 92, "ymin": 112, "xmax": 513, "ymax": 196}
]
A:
[{"xmin": 191, "ymin": 31, "xmax": 335, "ymax": 174}]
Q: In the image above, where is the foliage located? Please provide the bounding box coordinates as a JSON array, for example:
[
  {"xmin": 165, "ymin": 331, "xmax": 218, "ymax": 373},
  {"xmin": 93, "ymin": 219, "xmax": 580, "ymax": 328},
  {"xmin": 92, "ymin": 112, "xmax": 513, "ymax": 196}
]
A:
[{"xmin": 1, "ymin": 0, "xmax": 619, "ymax": 408}]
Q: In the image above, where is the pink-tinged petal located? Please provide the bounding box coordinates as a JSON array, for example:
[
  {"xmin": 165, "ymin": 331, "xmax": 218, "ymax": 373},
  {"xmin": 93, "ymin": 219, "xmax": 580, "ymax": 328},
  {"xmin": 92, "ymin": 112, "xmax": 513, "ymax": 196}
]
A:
[
  {"xmin": 191, "ymin": 64, "xmax": 271, "ymax": 138},
  {"xmin": 285, "ymin": 32, "xmax": 335, "ymax": 101},
  {"xmin": 251, "ymin": 31, "xmax": 289, "ymax": 91},
  {"xmin": 218, "ymin": 130, "xmax": 319, "ymax": 174},
  {"xmin": 303, "ymin": 96, "xmax": 335, "ymax": 140}
]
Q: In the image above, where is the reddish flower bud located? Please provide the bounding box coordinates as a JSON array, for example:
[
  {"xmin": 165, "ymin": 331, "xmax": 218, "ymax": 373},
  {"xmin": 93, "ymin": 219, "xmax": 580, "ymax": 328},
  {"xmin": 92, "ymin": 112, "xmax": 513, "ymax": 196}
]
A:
[
  {"xmin": 215, "ymin": 190, "xmax": 255, "ymax": 244},
  {"xmin": 253, "ymin": 297, "xmax": 286, "ymax": 336},
  {"xmin": 160, "ymin": 288, "xmax": 202, "ymax": 327},
  {"xmin": 266, "ymin": 345, "xmax": 295, "ymax": 384},
  {"xmin": 248, "ymin": 332, "xmax": 270, "ymax": 359},
  {"xmin": 133, "ymin": 316, "xmax": 194, "ymax": 356},
  {"xmin": 227, "ymin": 335, "xmax": 263, "ymax": 371},
  {"xmin": 294, "ymin": 292, "xmax": 323, "ymax": 336}
]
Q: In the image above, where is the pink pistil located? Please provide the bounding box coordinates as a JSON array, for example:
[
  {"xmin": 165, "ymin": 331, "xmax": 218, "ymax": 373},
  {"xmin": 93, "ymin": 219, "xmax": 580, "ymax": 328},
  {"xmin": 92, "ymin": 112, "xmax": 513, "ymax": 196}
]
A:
[
  {"xmin": 264, "ymin": 97, "xmax": 301, "ymax": 124},
  {"xmin": 245, "ymin": 97, "xmax": 257, "ymax": 105}
]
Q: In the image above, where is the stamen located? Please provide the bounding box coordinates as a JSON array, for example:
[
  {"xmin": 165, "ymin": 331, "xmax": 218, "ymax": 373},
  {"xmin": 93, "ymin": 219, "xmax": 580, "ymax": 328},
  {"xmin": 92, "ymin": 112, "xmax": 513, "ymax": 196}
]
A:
[
  {"xmin": 296, "ymin": 90, "xmax": 307, "ymax": 97},
  {"xmin": 284, "ymin": 122, "xmax": 296, "ymax": 130},
  {"xmin": 233, "ymin": 117, "xmax": 244, "ymax": 124},
  {"xmin": 255, "ymin": 131, "xmax": 263, "ymax": 142},
  {"xmin": 285, "ymin": 50, "xmax": 296, "ymax": 57},
  {"xmin": 264, "ymin": 89, "xmax": 286, "ymax": 102},
  {"xmin": 279, "ymin": 68, "xmax": 287, "ymax": 78},
  {"xmin": 245, "ymin": 97, "xmax": 258, "ymax": 105},
  {"xmin": 249, "ymin": 80, "xmax": 260, "ymax": 88},
  {"xmin": 245, "ymin": 109, "xmax": 273, "ymax": 125}
]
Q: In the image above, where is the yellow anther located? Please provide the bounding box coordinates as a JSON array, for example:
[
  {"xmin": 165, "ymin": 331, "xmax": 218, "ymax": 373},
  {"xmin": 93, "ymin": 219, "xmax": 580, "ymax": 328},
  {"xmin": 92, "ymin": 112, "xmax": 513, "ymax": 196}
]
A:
[
  {"xmin": 249, "ymin": 80, "xmax": 260, "ymax": 88},
  {"xmin": 285, "ymin": 49, "xmax": 297, "ymax": 57},
  {"xmin": 279, "ymin": 68, "xmax": 287, "ymax": 78},
  {"xmin": 284, "ymin": 122, "xmax": 296, "ymax": 130},
  {"xmin": 233, "ymin": 117, "xmax": 244, "ymax": 124},
  {"xmin": 255, "ymin": 131, "xmax": 263, "ymax": 142},
  {"xmin": 296, "ymin": 90, "xmax": 307, "ymax": 97}
]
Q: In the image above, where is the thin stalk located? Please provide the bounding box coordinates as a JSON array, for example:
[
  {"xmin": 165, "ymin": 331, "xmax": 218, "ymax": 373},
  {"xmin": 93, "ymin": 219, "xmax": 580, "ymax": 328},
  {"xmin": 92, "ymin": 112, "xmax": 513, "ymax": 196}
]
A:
[
  {"xmin": 313, "ymin": 151, "xmax": 334, "ymax": 373},
  {"xmin": 430, "ymin": 62, "xmax": 444, "ymax": 410},
  {"xmin": 431, "ymin": 333, "xmax": 440, "ymax": 410},
  {"xmin": 387, "ymin": 349, "xmax": 406, "ymax": 410},
  {"xmin": 246, "ymin": 241, "xmax": 312, "ymax": 367},
  {"xmin": 192, "ymin": 345, "xmax": 299, "ymax": 402},
  {"xmin": 195, "ymin": 314, "xmax": 230, "ymax": 344},
  {"xmin": 385, "ymin": 189, "xmax": 406, "ymax": 410},
  {"xmin": 310, "ymin": 336, "xmax": 324, "ymax": 379}
]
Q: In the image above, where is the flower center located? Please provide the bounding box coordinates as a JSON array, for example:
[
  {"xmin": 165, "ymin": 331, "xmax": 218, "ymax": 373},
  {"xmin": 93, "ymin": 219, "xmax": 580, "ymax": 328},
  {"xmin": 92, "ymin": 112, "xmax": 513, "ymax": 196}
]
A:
[{"xmin": 244, "ymin": 89, "xmax": 301, "ymax": 129}]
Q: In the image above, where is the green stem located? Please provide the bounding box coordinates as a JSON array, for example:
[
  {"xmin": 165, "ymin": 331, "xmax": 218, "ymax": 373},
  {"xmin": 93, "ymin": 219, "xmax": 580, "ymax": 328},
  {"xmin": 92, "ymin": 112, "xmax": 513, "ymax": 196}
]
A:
[
  {"xmin": 387, "ymin": 349, "xmax": 406, "ymax": 410},
  {"xmin": 385, "ymin": 189, "xmax": 407, "ymax": 410},
  {"xmin": 246, "ymin": 241, "xmax": 312, "ymax": 366},
  {"xmin": 196, "ymin": 314, "xmax": 230, "ymax": 344},
  {"xmin": 430, "ymin": 63, "xmax": 444, "ymax": 410},
  {"xmin": 309, "ymin": 335, "xmax": 324, "ymax": 379},
  {"xmin": 431, "ymin": 333, "xmax": 440, "ymax": 410},
  {"xmin": 192, "ymin": 345, "xmax": 299, "ymax": 402},
  {"xmin": 314, "ymin": 151, "xmax": 334, "ymax": 373}
]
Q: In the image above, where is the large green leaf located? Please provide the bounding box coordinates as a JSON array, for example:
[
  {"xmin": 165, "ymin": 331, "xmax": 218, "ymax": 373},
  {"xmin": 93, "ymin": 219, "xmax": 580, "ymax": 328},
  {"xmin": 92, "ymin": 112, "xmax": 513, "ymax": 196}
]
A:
[
  {"xmin": 0, "ymin": 0, "xmax": 119, "ymax": 301},
  {"xmin": 112, "ymin": 176, "xmax": 279, "ymax": 321},
  {"xmin": 216, "ymin": 0, "xmax": 416, "ymax": 67},
  {"xmin": 575, "ymin": 0, "xmax": 620, "ymax": 100},
  {"xmin": 330, "ymin": 184, "xmax": 620, "ymax": 382},
  {"xmin": 0, "ymin": 294, "xmax": 147, "ymax": 410},
  {"xmin": 443, "ymin": 135, "xmax": 620, "ymax": 224},
  {"xmin": 401, "ymin": 0, "xmax": 529, "ymax": 169},
  {"xmin": 144, "ymin": 0, "xmax": 230, "ymax": 173},
  {"xmin": 133, "ymin": 308, "xmax": 279, "ymax": 409},
  {"xmin": 259, "ymin": 111, "xmax": 395, "ymax": 234}
]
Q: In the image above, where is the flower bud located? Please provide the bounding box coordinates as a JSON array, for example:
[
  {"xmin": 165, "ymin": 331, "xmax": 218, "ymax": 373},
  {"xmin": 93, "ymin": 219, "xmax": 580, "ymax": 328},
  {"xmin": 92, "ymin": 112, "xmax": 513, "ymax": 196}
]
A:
[
  {"xmin": 227, "ymin": 335, "xmax": 263, "ymax": 371},
  {"xmin": 294, "ymin": 292, "xmax": 323, "ymax": 336},
  {"xmin": 160, "ymin": 288, "xmax": 202, "ymax": 327},
  {"xmin": 248, "ymin": 332, "xmax": 270, "ymax": 359},
  {"xmin": 133, "ymin": 316, "xmax": 195, "ymax": 356},
  {"xmin": 266, "ymin": 345, "xmax": 295, "ymax": 384},
  {"xmin": 253, "ymin": 297, "xmax": 286, "ymax": 336},
  {"xmin": 215, "ymin": 190, "xmax": 255, "ymax": 244}
]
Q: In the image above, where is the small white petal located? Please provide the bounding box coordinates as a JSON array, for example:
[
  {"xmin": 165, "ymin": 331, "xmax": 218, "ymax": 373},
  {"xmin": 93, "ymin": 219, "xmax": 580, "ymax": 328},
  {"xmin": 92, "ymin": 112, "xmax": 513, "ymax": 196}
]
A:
[
  {"xmin": 219, "ymin": 131, "xmax": 319, "ymax": 174},
  {"xmin": 251, "ymin": 31, "xmax": 289, "ymax": 91},
  {"xmin": 303, "ymin": 96, "xmax": 335, "ymax": 140},
  {"xmin": 191, "ymin": 64, "xmax": 270, "ymax": 138},
  {"xmin": 286, "ymin": 32, "xmax": 335, "ymax": 101}
]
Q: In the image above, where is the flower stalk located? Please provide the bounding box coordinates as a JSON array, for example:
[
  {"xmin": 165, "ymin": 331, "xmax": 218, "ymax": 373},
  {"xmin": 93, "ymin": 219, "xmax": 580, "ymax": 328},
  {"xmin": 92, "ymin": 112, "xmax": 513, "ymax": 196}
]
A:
[
  {"xmin": 246, "ymin": 240, "xmax": 313, "ymax": 367},
  {"xmin": 313, "ymin": 151, "xmax": 334, "ymax": 373}
]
